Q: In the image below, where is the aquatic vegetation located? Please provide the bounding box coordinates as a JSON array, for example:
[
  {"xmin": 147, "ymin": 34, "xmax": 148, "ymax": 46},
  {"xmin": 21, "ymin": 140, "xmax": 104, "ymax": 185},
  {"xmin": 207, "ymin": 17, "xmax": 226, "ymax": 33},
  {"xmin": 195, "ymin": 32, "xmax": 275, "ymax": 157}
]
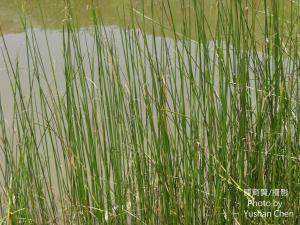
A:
[{"xmin": 0, "ymin": 0, "xmax": 299, "ymax": 224}]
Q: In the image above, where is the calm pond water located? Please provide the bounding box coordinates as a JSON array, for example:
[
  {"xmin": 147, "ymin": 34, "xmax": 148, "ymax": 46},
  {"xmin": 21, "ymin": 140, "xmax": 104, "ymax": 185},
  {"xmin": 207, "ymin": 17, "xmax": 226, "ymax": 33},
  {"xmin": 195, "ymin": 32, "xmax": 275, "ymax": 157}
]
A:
[
  {"xmin": 0, "ymin": 0, "xmax": 213, "ymax": 121},
  {"xmin": 0, "ymin": 0, "xmax": 297, "ymax": 121},
  {"xmin": 0, "ymin": 0, "xmax": 298, "ymax": 128},
  {"xmin": 0, "ymin": 0, "xmax": 214, "ymax": 34}
]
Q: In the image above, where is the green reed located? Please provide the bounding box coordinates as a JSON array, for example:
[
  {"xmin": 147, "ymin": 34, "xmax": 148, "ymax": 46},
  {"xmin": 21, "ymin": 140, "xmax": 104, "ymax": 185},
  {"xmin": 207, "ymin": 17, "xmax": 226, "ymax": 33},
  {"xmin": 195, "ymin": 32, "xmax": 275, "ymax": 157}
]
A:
[{"xmin": 0, "ymin": 0, "xmax": 299, "ymax": 224}]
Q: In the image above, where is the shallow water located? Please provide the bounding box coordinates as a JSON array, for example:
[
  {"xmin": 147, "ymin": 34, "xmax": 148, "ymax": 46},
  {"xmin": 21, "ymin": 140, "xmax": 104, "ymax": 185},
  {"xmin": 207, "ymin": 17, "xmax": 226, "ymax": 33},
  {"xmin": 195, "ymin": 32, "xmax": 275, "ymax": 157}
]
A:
[
  {"xmin": 0, "ymin": 0, "xmax": 208, "ymax": 34},
  {"xmin": 0, "ymin": 0, "xmax": 297, "ymax": 150}
]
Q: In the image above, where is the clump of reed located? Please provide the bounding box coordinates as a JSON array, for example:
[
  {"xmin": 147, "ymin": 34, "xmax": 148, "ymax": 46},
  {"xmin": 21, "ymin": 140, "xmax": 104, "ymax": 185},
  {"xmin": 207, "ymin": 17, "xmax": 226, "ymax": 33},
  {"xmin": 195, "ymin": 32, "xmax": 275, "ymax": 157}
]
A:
[{"xmin": 0, "ymin": 0, "xmax": 299, "ymax": 224}]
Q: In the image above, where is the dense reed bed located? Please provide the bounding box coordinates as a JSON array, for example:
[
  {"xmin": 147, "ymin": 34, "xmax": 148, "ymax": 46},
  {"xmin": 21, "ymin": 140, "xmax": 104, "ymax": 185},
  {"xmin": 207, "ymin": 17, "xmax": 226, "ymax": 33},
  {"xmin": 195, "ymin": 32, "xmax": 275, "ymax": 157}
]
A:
[{"xmin": 0, "ymin": 0, "xmax": 299, "ymax": 224}]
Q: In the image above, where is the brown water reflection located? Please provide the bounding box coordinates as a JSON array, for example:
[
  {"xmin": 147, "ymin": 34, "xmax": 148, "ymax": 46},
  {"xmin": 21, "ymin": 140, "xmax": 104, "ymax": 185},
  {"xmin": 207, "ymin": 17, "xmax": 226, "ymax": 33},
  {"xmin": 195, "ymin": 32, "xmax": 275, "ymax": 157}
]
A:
[{"xmin": 0, "ymin": 0, "xmax": 197, "ymax": 34}]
